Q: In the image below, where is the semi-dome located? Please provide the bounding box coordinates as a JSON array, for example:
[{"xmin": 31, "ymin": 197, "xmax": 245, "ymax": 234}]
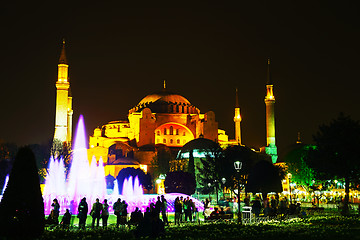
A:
[{"xmin": 129, "ymin": 90, "xmax": 200, "ymax": 114}]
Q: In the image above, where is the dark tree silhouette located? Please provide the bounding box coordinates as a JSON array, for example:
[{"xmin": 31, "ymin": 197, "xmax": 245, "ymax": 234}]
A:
[
  {"xmin": 187, "ymin": 149, "xmax": 195, "ymax": 176},
  {"xmin": 0, "ymin": 142, "xmax": 17, "ymax": 192},
  {"xmin": 164, "ymin": 171, "xmax": 196, "ymax": 195},
  {"xmin": 305, "ymin": 113, "xmax": 360, "ymax": 215},
  {"xmin": 245, "ymin": 160, "xmax": 283, "ymax": 199},
  {"xmin": 0, "ymin": 147, "xmax": 44, "ymax": 238},
  {"xmin": 116, "ymin": 167, "xmax": 153, "ymax": 194},
  {"xmin": 218, "ymin": 145, "xmax": 262, "ymax": 194},
  {"xmin": 151, "ymin": 145, "xmax": 171, "ymax": 178}
]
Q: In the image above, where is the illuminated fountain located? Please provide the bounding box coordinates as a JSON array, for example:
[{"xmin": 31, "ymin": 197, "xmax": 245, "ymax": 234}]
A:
[
  {"xmin": 42, "ymin": 115, "xmax": 204, "ymax": 215},
  {"xmin": 1, "ymin": 175, "xmax": 9, "ymax": 195}
]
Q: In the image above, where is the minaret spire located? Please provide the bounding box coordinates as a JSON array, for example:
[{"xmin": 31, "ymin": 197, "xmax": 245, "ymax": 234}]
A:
[
  {"xmin": 163, "ymin": 79, "xmax": 166, "ymax": 90},
  {"xmin": 235, "ymin": 88, "xmax": 240, "ymax": 108},
  {"xmin": 59, "ymin": 38, "xmax": 68, "ymax": 64},
  {"xmin": 266, "ymin": 57, "xmax": 272, "ymax": 85},
  {"xmin": 234, "ymin": 88, "xmax": 242, "ymax": 145},
  {"xmin": 54, "ymin": 39, "xmax": 73, "ymax": 145},
  {"xmin": 264, "ymin": 57, "xmax": 277, "ymax": 163}
]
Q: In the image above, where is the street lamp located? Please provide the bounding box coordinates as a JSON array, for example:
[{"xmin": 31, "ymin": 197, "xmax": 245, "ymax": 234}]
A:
[
  {"xmin": 287, "ymin": 173, "xmax": 292, "ymax": 204},
  {"xmin": 221, "ymin": 177, "xmax": 226, "ymax": 198},
  {"xmin": 234, "ymin": 160, "xmax": 242, "ymax": 224}
]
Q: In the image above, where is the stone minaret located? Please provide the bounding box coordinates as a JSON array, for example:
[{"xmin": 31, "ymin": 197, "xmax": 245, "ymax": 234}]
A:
[
  {"xmin": 264, "ymin": 57, "xmax": 277, "ymax": 163},
  {"xmin": 54, "ymin": 39, "xmax": 73, "ymax": 145},
  {"xmin": 234, "ymin": 88, "xmax": 242, "ymax": 145}
]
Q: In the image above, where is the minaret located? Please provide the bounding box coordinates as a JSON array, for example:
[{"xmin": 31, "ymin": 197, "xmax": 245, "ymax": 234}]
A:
[
  {"xmin": 54, "ymin": 39, "xmax": 73, "ymax": 145},
  {"xmin": 234, "ymin": 88, "xmax": 242, "ymax": 145},
  {"xmin": 264, "ymin": 57, "xmax": 278, "ymax": 163}
]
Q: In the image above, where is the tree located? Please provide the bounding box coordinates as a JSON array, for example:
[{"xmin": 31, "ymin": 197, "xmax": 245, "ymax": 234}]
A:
[
  {"xmin": 164, "ymin": 171, "xmax": 196, "ymax": 195},
  {"xmin": 50, "ymin": 139, "xmax": 72, "ymax": 175},
  {"xmin": 0, "ymin": 142, "xmax": 17, "ymax": 192},
  {"xmin": 245, "ymin": 160, "xmax": 283, "ymax": 199},
  {"xmin": 27, "ymin": 143, "xmax": 51, "ymax": 184},
  {"xmin": 283, "ymin": 144, "xmax": 317, "ymax": 192},
  {"xmin": 219, "ymin": 145, "xmax": 262, "ymax": 194},
  {"xmin": 0, "ymin": 147, "xmax": 44, "ymax": 238},
  {"xmin": 305, "ymin": 113, "xmax": 360, "ymax": 215},
  {"xmin": 151, "ymin": 145, "xmax": 171, "ymax": 179},
  {"xmin": 197, "ymin": 149, "xmax": 223, "ymax": 195},
  {"xmin": 188, "ymin": 149, "xmax": 195, "ymax": 176}
]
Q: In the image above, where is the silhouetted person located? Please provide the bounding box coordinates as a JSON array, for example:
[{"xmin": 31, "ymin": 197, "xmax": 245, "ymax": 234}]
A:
[
  {"xmin": 155, "ymin": 196, "xmax": 162, "ymax": 218},
  {"xmin": 120, "ymin": 200, "xmax": 128, "ymax": 227},
  {"xmin": 113, "ymin": 198, "xmax": 121, "ymax": 227},
  {"xmin": 91, "ymin": 198, "xmax": 102, "ymax": 228},
  {"xmin": 78, "ymin": 197, "xmax": 88, "ymax": 230},
  {"xmin": 61, "ymin": 209, "xmax": 71, "ymax": 229},
  {"xmin": 130, "ymin": 207, "xmax": 143, "ymax": 225},
  {"xmin": 161, "ymin": 195, "xmax": 169, "ymax": 225},
  {"xmin": 102, "ymin": 199, "xmax": 109, "ymax": 228},
  {"xmin": 135, "ymin": 202, "xmax": 165, "ymax": 238},
  {"xmin": 51, "ymin": 198, "xmax": 60, "ymax": 224},
  {"xmin": 174, "ymin": 197, "xmax": 182, "ymax": 225},
  {"xmin": 252, "ymin": 197, "xmax": 262, "ymax": 217}
]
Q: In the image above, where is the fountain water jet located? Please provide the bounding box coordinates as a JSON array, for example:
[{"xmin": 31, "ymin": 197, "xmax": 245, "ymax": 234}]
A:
[{"xmin": 41, "ymin": 115, "xmax": 204, "ymax": 215}]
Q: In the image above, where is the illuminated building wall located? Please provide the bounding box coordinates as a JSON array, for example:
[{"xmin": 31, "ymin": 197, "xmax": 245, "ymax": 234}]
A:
[
  {"xmin": 89, "ymin": 89, "xmax": 224, "ymax": 178},
  {"xmin": 54, "ymin": 40, "xmax": 73, "ymax": 144}
]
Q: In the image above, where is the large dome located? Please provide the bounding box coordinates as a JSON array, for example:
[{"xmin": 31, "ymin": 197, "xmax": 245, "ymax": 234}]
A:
[
  {"xmin": 129, "ymin": 90, "xmax": 199, "ymax": 114},
  {"xmin": 138, "ymin": 91, "xmax": 191, "ymax": 105}
]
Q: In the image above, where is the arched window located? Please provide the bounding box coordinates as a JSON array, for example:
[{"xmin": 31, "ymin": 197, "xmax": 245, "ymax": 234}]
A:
[
  {"xmin": 170, "ymin": 126, "xmax": 174, "ymax": 135},
  {"xmin": 177, "ymin": 139, "xmax": 180, "ymax": 144},
  {"xmin": 183, "ymin": 131, "xmax": 186, "ymax": 136},
  {"xmin": 157, "ymin": 130, "xmax": 160, "ymax": 136},
  {"xmin": 163, "ymin": 139, "xmax": 166, "ymax": 143},
  {"xmin": 176, "ymin": 129, "xmax": 179, "ymax": 135},
  {"xmin": 164, "ymin": 128, "xmax": 167, "ymax": 135},
  {"xmin": 170, "ymin": 139, "xmax": 173, "ymax": 144}
]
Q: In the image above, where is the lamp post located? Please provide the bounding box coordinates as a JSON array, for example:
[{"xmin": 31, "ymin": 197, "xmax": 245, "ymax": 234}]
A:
[
  {"xmin": 208, "ymin": 182, "xmax": 212, "ymax": 201},
  {"xmin": 214, "ymin": 179, "xmax": 219, "ymax": 204},
  {"xmin": 287, "ymin": 173, "xmax": 292, "ymax": 204},
  {"xmin": 234, "ymin": 160, "xmax": 242, "ymax": 224},
  {"xmin": 221, "ymin": 177, "xmax": 226, "ymax": 198}
]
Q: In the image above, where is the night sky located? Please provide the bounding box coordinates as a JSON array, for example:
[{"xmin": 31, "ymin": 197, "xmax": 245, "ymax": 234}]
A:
[{"xmin": 1, "ymin": 1, "xmax": 359, "ymax": 156}]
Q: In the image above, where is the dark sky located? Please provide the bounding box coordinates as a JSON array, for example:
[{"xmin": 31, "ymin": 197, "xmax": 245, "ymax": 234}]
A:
[{"xmin": 1, "ymin": 1, "xmax": 359, "ymax": 156}]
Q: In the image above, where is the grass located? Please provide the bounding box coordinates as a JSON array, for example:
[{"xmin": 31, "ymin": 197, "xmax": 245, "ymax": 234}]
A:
[{"xmin": 41, "ymin": 214, "xmax": 360, "ymax": 240}]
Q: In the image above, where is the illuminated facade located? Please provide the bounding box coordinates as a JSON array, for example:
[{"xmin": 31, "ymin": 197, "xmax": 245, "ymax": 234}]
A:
[
  {"xmin": 88, "ymin": 85, "xmax": 223, "ymax": 177},
  {"xmin": 54, "ymin": 40, "xmax": 73, "ymax": 145}
]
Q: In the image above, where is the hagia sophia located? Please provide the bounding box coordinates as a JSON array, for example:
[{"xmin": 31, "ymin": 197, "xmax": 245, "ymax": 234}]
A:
[{"xmin": 53, "ymin": 41, "xmax": 278, "ymax": 182}]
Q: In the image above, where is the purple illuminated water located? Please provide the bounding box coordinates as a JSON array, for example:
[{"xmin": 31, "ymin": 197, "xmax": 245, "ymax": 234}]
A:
[
  {"xmin": 1, "ymin": 175, "xmax": 9, "ymax": 195},
  {"xmin": 42, "ymin": 115, "xmax": 204, "ymax": 215}
]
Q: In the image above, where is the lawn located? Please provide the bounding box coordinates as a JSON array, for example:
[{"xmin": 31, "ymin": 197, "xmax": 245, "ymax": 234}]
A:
[{"xmin": 41, "ymin": 215, "xmax": 360, "ymax": 240}]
